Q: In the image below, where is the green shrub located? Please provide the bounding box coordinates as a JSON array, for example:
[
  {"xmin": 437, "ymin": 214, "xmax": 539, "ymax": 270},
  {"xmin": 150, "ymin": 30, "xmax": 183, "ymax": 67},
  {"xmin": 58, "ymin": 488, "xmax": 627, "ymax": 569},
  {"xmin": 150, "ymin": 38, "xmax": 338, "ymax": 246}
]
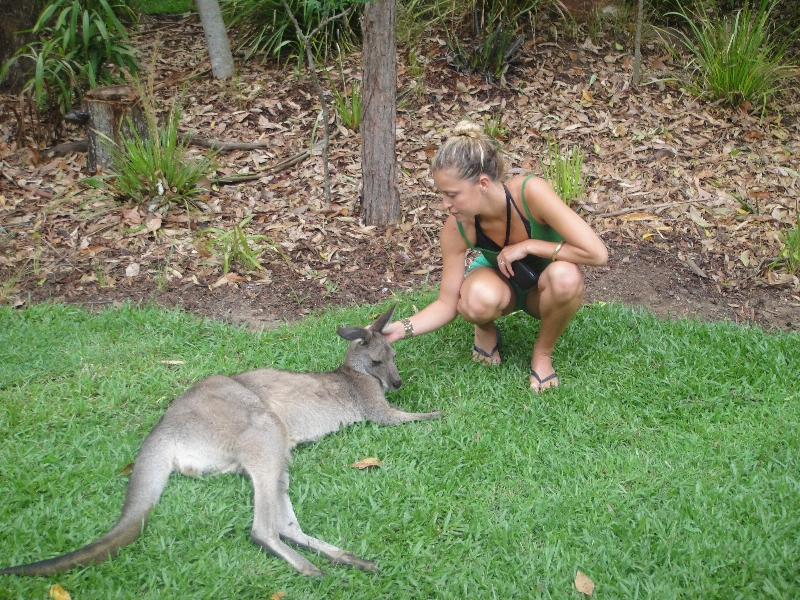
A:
[
  {"xmin": 220, "ymin": 0, "xmax": 361, "ymax": 63},
  {"xmin": 540, "ymin": 136, "xmax": 585, "ymax": 205},
  {"xmin": 775, "ymin": 219, "xmax": 800, "ymax": 275},
  {"xmin": 439, "ymin": 0, "xmax": 536, "ymax": 79},
  {"xmin": 671, "ymin": 0, "xmax": 793, "ymax": 109},
  {"xmin": 109, "ymin": 101, "xmax": 218, "ymax": 211},
  {"xmin": 198, "ymin": 215, "xmax": 282, "ymax": 274},
  {"xmin": 0, "ymin": 0, "xmax": 138, "ymax": 117}
]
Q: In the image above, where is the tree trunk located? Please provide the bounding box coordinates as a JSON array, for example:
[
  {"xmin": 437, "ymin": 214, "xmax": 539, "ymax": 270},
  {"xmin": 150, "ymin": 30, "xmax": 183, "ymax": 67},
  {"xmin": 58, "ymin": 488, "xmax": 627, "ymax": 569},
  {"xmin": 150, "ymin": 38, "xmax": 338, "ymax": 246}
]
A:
[
  {"xmin": 85, "ymin": 85, "xmax": 148, "ymax": 172},
  {"xmin": 0, "ymin": 0, "xmax": 37, "ymax": 94},
  {"xmin": 632, "ymin": 0, "xmax": 644, "ymax": 86},
  {"xmin": 196, "ymin": 0, "xmax": 235, "ymax": 79},
  {"xmin": 360, "ymin": 0, "xmax": 400, "ymax": 226}
]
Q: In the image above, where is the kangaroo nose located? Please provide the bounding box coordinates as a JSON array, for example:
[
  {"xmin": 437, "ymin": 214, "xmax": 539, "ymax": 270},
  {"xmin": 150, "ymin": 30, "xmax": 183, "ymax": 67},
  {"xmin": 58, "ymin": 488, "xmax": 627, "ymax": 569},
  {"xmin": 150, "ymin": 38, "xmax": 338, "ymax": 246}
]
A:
[{"xmin": 392, "ymin": 378, "xmax": 402, "ymax": 390}]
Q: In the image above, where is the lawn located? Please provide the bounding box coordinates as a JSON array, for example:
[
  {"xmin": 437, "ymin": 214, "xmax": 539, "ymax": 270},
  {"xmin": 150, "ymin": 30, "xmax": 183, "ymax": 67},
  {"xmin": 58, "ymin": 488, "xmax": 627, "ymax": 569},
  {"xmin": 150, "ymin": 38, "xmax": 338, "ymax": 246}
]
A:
[{"xmin": 1, "ymin": 296, "xmax": 798, "ymax": 599}]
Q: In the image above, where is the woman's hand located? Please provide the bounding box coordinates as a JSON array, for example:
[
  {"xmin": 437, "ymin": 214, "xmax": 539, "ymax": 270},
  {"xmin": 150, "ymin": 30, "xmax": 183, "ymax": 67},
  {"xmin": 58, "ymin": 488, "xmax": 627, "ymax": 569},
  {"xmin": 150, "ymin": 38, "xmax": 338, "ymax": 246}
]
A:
[
  {"xmin": 496, "ymin": 240, "xmax": 536, "ymax": 278},
  {"xmin": 381, "ymin": 320, "xmax": 407, "ymax": 344}
]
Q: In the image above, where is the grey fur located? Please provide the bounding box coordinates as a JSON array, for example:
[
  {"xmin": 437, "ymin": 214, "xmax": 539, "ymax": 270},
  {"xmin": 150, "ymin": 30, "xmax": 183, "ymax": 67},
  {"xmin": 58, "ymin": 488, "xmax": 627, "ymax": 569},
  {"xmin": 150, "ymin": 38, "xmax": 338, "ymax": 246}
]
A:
[{"xmin": 1, "ymin": 305, "xmax": 439, "ymax": 577}]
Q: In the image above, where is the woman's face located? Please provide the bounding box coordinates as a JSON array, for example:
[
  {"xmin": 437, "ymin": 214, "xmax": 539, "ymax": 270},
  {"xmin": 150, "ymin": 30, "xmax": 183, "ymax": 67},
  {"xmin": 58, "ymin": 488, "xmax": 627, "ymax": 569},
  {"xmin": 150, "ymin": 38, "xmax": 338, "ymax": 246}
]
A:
[{"xmin": 433, "ymin": 168, "xmax": 486, "ymax": 221}]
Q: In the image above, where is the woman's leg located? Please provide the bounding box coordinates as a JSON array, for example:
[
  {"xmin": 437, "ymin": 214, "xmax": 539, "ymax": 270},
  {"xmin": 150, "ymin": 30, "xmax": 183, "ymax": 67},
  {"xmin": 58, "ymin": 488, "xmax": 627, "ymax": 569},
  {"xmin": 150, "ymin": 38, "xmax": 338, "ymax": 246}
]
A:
[
  {"xmin": 525, "ymin": 261, "xmax": 584, "ymax": 391},
  {"xmin": 458, "ymin": 267, "xmax": 516, "ymax": 365}
]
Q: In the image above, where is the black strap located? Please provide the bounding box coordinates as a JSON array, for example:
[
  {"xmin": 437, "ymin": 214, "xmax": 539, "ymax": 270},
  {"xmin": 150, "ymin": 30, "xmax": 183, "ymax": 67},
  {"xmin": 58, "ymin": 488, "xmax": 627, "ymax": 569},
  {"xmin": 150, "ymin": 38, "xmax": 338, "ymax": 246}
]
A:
[{"xmin": 503, "ymin": 186, "xmax": 512, "ymax": 247}]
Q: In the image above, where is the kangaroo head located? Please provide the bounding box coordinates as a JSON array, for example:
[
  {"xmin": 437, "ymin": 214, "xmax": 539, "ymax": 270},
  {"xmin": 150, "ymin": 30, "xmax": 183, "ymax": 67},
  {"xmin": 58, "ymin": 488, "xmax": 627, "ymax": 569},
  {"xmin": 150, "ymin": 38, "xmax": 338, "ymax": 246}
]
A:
[{"xmin": 337, "ymin": 305, "xmax": 401, "ymax": 391}]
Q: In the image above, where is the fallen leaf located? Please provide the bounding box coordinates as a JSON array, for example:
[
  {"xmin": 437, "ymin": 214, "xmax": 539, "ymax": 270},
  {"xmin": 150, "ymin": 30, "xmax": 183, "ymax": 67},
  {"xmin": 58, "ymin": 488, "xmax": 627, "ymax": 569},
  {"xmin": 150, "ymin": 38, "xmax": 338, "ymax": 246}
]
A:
[
  {"xmin": 270, "ymin": 592, "xmax": 287, "ymax": 600},
  {"xmin": 121, "ymin": 207, "xmax": 141, "ymax": 224},
  {"xmin": 145, "ymin": 214, "xmax": 162, "ymax": 232},
  {"xmin": 651, "ymin": 56, "xmax": 668, "ymax": 70},
  {"xmin": 117, "ymin": 462, "xmax": 134, "ymax": 476},
  {"xmin": 125, "ymin": 263, "xmax": 141, "ymax": 277},
  {"xmin": 740, "ymin": 250, "xmax": 751, "ymax": 267},
  {"xmin": 350, "ymin": 457, "xmax": 383, "ymax": 469},
  {"xmin": 49, "ymin": 584, "xmax": 71, "ymax": 600},
  {"xmin": 575, "ymin": 570, "xmax": 595, "ymax": 596}
]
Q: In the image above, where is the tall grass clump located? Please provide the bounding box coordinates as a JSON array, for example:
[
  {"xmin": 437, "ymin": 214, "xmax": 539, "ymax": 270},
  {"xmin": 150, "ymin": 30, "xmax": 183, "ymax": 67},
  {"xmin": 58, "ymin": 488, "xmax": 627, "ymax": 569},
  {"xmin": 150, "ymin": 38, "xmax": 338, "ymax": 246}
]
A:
[
  {"xmin": 109, "ymin": 94, "xmax": 218, "ymax": 212},
  {"xmin": 540, "ymin": 136, "xmax": 585, "ymax": 205},
  {"xmin": 325, "ymin": 51, "xmax": 362, "ymax": 131},
  {"xmin": 439, "ymin": 0, "xmax": 536, "ymax": 79},
  {"xmin": 220, "ymin": 0, "xmax": 361, "ymax": 63},
  {"xmin": 671, "ymin": 0, "xmax": 794, "ymax": 109},
  {"xmin": 0, "ymin": 0, "xmax": 138, "ymax": 129}
]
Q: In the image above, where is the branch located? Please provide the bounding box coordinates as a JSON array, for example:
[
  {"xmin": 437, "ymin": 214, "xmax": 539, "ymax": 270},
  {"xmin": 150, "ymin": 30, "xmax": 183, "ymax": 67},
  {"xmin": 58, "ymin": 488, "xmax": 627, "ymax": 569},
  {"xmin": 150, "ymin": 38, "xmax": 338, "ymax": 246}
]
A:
[{"xmin": 211, "ymin": 149, "xmax": 310, "ymax": 184}]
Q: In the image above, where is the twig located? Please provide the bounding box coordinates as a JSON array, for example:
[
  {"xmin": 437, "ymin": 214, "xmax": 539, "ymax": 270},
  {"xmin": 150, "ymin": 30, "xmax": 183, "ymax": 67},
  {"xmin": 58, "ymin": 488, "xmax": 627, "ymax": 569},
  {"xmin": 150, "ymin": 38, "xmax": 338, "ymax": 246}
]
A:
[
  {"xmin": 281, "ymin": 2, "xmax": 356, "ymax": 206},
  {"xmin": 186, "ymin": 134, "xmax": 274, "ymax": 151},
  {"xmin": 211, "ymin": 149, "xmax": 310, "ymax": 184},
  {"xmin": 597, "ymin": 198, "xmax": 708, "ymax": 218}
]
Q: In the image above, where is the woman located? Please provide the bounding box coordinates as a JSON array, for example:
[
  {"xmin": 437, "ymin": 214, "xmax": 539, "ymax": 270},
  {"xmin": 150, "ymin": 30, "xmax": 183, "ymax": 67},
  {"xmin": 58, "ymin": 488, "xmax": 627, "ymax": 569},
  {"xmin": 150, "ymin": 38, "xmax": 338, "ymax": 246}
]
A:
[{"xmin": 383, "ymin": 120, "xmax": 608, "ymax": 392}]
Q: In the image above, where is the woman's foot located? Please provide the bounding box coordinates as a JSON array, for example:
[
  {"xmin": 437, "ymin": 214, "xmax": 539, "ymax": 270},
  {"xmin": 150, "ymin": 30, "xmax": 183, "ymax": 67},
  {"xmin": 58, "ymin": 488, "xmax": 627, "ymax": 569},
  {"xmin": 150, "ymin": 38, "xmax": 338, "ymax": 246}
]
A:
[
  {"xmin": 472, "ymin": 324, "xmax": 501, "ymax": 365},
  {"xmin": 530, "ymin": 353, "xmax": 558, "ymax": 392},
  {"xmin": 530, "ymin": 369, "xmax": 559, "ymax": 392}
]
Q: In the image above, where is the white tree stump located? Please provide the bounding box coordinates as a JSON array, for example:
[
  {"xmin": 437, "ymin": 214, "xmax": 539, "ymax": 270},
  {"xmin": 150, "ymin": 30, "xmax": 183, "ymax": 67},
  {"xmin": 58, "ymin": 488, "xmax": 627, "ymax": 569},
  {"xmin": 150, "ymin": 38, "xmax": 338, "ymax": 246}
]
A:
[{"xmin": 85, "ymin": 85, "xmax": 148, "ymax": 172}]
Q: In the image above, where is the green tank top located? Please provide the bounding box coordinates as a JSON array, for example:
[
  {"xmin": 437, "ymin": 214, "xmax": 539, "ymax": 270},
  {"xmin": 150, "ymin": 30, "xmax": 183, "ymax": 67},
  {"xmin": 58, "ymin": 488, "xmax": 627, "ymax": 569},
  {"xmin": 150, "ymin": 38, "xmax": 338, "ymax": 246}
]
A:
[{"xmin": 456, "ymin": 175, "xmax": 563, "ymax": 275}]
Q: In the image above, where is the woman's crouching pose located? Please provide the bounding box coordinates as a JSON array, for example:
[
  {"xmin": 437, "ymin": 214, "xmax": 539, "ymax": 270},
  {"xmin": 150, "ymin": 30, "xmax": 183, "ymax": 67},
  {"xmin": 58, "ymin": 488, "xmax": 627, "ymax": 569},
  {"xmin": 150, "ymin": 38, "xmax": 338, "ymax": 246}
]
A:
[{"xmin": 383, "ymin": 120, "xmax": 608, "ymax": 392}]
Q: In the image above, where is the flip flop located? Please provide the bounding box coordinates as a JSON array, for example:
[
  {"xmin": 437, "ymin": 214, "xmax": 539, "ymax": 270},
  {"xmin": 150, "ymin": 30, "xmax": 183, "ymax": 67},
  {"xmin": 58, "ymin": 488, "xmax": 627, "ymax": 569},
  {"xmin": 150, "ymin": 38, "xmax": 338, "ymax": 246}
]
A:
[
  {"xmin": 530, "ymin": 369, "xmax": 558, "ymax": 391},
  {"xmin": 472, "ymin": 326, "xmax": 501, "ymax": 365}
]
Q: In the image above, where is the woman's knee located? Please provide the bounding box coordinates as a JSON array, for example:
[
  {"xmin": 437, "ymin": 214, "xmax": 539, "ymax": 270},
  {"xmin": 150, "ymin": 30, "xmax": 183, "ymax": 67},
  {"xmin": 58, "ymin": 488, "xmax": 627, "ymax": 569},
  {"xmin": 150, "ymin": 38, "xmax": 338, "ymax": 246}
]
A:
[
  {"xmin": 458, "ymin": 279, "xmax": 510, "ymax": 321},
  {"xmin": 541, "ymin": 262, "xmax": 584, "ymax": 302}
]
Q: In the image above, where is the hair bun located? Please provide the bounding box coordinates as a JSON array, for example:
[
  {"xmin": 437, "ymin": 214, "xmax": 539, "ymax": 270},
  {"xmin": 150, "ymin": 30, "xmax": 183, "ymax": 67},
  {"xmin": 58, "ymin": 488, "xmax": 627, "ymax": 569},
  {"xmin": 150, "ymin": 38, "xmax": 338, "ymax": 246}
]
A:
[{"xmin": 452, "ymin": 120, "xmax": 483, "ymax": 139}]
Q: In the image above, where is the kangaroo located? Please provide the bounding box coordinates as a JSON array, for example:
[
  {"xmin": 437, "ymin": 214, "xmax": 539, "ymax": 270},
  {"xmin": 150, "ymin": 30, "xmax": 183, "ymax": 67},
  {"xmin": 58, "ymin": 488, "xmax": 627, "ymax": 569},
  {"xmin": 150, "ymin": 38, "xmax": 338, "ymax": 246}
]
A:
[{"xmin": 1, "ymin": 305, "xmax": 440, "ymax": 577}]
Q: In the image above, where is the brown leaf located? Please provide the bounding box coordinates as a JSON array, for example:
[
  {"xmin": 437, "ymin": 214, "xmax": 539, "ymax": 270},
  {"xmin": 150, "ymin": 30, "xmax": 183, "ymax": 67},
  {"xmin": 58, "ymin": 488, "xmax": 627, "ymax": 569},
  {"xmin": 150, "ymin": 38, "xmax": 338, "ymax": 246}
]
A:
[
  {"xmin": 117, "ymin": 462, "xmax": 134, "ymax": 476},
  {"xmin": 145, "ymin": 214, "xmax": 162, "ymax": 232},
  {"xmin": 574, "ymin": 570, "xmax": 595, "ymax": 596},
  {"xmin": 350, "ymin": 457, "xmax": 383, "ymax": 469},
  {"xmin": 121, "ymin": 207, "xmax": 141, "ymax": 224},
  {"xmin": 270, "ymin": 592, "xmax": 287, "ymax": 600},
  {"xmin": 619, "ymin": 212, "xmax": 659, "ymax": 221},
  {"xmin": 49, "ymin": 584, "xmax": 71, "ymax": 600}
]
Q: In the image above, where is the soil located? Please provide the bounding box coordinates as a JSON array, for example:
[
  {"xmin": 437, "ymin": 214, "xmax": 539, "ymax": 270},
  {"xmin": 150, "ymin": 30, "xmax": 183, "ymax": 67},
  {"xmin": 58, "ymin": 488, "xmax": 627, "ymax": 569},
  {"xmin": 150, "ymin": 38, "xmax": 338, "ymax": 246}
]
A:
[{"xmin": 18, "ymin": 233, "xmax": 800, "ymax": 333}]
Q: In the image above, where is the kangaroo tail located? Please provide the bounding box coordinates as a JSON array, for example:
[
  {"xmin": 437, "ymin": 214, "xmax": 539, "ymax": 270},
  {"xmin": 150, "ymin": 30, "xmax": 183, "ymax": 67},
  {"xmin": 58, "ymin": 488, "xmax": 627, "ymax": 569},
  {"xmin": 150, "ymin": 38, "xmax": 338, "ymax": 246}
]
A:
[{"xmin": 1, "ymin": 443, "xmax": 173, "ymax": 576}]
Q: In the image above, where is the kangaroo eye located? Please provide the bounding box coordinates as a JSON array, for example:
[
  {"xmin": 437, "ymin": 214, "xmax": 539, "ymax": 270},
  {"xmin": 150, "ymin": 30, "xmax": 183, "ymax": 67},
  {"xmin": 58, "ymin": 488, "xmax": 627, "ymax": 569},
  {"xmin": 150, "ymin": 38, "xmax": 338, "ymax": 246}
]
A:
[{"xmin": 371, "ymin": 360, "xmax": 382, "ymax": 366}]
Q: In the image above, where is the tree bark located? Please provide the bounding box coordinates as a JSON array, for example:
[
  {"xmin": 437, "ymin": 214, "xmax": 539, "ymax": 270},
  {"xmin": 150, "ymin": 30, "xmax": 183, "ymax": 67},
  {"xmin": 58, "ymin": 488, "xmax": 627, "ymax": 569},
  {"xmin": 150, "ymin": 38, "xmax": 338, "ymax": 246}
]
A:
[
  {"xmin": 360, "ymin": 0, "xmax": 400, "ymax": 226},
  {"xmin": 0, "ymin": 0, "xmax": 38, "ymax": 94},
  {"xmin": 631, "ymin": 0, "xmax": 644, "ymax": 86},
  {"xmin": 196, "ymin": 0, "xmax": 235, "ymax": 79},
  {"xmin": 84, "ymin": 85, "xmax": 148, "ymax": 172}
]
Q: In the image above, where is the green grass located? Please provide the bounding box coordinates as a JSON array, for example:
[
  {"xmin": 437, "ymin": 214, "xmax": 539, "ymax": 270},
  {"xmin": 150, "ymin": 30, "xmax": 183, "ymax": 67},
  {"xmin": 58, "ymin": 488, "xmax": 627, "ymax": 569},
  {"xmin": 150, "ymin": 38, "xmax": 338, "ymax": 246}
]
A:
[
  {"xmin": 131, "ymin": 0, "xmax": 193, "ymax": 15},
  {"xmin": 1, "ymin": 297, "xmax": 799, "ymax": 599}
]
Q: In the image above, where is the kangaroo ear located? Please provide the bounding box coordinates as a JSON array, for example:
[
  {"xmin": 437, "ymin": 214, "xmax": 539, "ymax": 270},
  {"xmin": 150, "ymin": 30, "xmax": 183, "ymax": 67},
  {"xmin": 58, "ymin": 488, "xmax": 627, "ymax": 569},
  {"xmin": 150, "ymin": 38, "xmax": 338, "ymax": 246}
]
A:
[
  {"xmin": 337, "ymin": 326, "xmax": 370, "ymax": 343},
  {"xmin": 370, "ymin": 304, "xmax": 396, "ymax": 334}
]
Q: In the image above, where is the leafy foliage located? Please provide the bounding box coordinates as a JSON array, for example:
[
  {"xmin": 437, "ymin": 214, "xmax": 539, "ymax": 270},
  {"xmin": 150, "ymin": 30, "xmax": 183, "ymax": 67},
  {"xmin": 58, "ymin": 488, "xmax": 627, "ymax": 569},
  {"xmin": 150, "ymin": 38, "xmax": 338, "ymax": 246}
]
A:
[
  {"xmin": 326, "ymin": 53, "xmax": 362, "ymax": 131},
  {"xmin": 220, "ymin": 0, "xmax": 362, "ymax": 62},
  {"xmin": 198, "ymin": 215, "xmax": 283, "ymax": 273},
  {"xmin": 670, "ymin": 0, "xmax": 794, "ymax": 109},
  {"xmin": 439, "ymin": 0, "xmax": 536, "ymax": 78},
  {"xmin": 540, "ymin": 136, "xmax": 585, "ymax": 205},
  {"xmin": 0, "ymin": 0, "xmax": 138, "ymax": 118},
  {"xmin": 775, "ymin": 218, "xmax": 800, "ymax": 275},
  {"xmin": 109, "ymin": 102, "xmax": 218, "ymax": 211}
]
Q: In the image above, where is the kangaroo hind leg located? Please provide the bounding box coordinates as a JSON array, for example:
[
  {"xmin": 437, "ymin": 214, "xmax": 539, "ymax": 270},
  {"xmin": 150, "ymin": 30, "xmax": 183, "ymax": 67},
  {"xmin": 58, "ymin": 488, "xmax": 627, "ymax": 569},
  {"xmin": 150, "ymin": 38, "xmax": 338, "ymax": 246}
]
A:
[
  {"xmin": 276, "ymin": 469, "xmax": 379, "ymax": 572},
  {"xmin": 242, "ymin": 443, "xmax": 324, "ymax": 576}
]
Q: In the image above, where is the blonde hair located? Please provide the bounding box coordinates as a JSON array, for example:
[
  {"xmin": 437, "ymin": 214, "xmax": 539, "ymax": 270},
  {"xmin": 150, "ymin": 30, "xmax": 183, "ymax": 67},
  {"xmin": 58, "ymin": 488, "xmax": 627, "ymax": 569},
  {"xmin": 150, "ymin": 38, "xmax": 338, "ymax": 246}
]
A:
[{"xmin": 430, "ymin": 120, "xmax": 505, "ymax": 182}]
